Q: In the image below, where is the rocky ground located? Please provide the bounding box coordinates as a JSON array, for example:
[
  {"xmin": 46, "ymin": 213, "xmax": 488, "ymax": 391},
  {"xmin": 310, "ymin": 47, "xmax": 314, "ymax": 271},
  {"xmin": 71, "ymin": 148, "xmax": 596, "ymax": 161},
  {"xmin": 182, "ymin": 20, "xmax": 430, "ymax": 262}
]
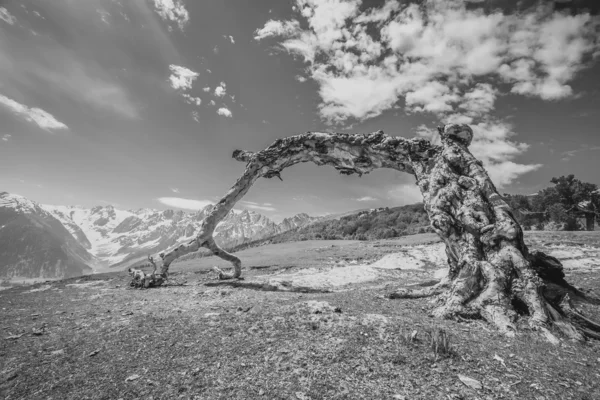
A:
[{"xmin": 1, "ymin": 232, "xmax": 599, "ymax": 399}]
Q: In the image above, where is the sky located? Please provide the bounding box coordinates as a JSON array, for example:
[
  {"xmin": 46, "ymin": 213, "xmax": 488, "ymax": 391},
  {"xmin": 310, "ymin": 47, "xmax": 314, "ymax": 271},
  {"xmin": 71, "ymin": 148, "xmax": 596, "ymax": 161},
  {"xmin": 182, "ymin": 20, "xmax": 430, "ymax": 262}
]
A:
[{"xmin": 0, "ymin": 0, "xmax": 599, "ymax": 222}]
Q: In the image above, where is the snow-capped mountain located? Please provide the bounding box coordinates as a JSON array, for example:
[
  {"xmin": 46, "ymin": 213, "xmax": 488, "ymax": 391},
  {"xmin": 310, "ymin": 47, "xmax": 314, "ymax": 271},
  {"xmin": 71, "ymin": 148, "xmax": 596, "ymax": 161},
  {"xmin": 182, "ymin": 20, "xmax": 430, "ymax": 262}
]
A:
[
  {"xmin": 41, "ymin": 201, "xmax": 320, "ymax": 269},
  {"xmin": 277, "ymin": 213, "xmax": 320, "ymax": 232},
  {"xmin": 0, "ymin": 191, "xmax": 320, "ymax": 277},
  {"xmin": 0, "ymin": 192, "xmax": 94, "ymax": 279}
]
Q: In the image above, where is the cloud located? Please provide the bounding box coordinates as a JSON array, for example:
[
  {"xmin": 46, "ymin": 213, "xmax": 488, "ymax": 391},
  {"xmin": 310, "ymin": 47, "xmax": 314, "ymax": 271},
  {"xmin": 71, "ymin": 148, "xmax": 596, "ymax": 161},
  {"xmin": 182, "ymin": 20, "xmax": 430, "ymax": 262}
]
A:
[
  {"xmin": 0, "ymin": 94, "xmax": 68, "ymax": 131},
  {"xmin": 355, "ymin": 196, "xmax": 377, "ymax": 202},
  {"xmin": 0, "ymin": 7, "xmax": 16, "ymax": 25},
  {"xmin": 170, "ymin": 188, "xmax": 180, "ymax": 193},
  {"xmin": 241, "ymin": 200, "xmax": 276, "ymax": 212},
  {"xmin": 254, "ymin": 19, "xmax": 301, "ymax": 40},
  {"xmin": 151, "ymin": 0, "xmax": 189, "ymax": 31},
  {"xmin": 214, "ymin": 82, "xmax": 226, "ymax": 97},
  {"xmin": 168, "ymin": 65, "xmax": 199, "ymax": 91},
  {"xmin": 561, "ymin": 145, "xmax": 600, "ymax": 161},
  {"xmin": 295, "ymin": 75, "xmax": 307, "ymax": 82},
  {"xmin": 224, "ymin": 35, "xmax": 235, "ymax": 44},
  {"xmin": 217, "ymin": 107, "xmax": 232, "ymax": 117},
  {"xmin": 169, "ymin": 65, "xmax": 202, "ymax": 107},
  {"xmin": 209, "ymin": 100, "xmax": 216, "ymax": 106},
  {"xmin": 255, "ymin": 1, "xmax": 600, "ymax": 124},
  {"xmin": 191, "ymin": 111, "xmax": 200, "ymax": 122},
  {"xmin": 2, "ymin": 134, "xmax": 11, "ymax": 142},
  {"xmin": 0, "ymin": 30, "xmax": 139, "ymax": 119},
  {"xmin": 416, "ymin": 119, "xmax": 542, "ymax": 187},
  {"xmin": 202, "ymin": 86, "xmax": 210, "ymax": 92},
  {"xmin": 182, "ymin": 93, "xmax": 201, "ymax": 106},
  {"xmin": 253, "ymin": 0, "xmax": 600, "ymax": 186},
  {"xmin": 157, "ymin": 197, "xmax": 212, "ymax": 210},
  {"xmin": 97, "ymin": 9, "xmax": 110, "ymax": 25}
]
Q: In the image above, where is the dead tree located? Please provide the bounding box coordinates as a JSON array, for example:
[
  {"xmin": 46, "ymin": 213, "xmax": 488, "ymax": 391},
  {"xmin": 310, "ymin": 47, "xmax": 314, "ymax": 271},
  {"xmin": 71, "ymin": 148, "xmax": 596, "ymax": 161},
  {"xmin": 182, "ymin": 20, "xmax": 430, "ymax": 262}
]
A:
[{"xmin": 142, "ymin": 124, "xmax": 600, "ymax": 341}]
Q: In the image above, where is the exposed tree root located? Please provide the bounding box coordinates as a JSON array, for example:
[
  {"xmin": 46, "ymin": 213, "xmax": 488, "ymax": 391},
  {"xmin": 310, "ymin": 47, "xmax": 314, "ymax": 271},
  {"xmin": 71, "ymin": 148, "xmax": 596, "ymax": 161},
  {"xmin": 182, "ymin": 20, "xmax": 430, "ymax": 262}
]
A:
[
  {"xmin": 130, "ymin": 123, "xmax": 600, "ymax": 342},
  {"xmin": 386, "ymin": 261, "xmax": 600, "ymax": 342}
]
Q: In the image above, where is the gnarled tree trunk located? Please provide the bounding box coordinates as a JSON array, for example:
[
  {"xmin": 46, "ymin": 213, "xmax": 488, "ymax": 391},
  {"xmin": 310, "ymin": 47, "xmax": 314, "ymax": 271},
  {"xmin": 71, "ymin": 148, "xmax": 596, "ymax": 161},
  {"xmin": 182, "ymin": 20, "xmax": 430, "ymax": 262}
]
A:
[{"xmin": 141, "ymin": 124, "xmax": 600, "ymax": 342}]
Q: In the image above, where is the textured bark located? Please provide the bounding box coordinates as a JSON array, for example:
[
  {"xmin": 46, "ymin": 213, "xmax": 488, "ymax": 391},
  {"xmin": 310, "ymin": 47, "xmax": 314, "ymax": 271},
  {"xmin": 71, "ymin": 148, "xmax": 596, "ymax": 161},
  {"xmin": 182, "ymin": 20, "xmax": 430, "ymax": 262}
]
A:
[{"xmin": 143, "ymin": 124, "xmax": 600, "ymax": 341}]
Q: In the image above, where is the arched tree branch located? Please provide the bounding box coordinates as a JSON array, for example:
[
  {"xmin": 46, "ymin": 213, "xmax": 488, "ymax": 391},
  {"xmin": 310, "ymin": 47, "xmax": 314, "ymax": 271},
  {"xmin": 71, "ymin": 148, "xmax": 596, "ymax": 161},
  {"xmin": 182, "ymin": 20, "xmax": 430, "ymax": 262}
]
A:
[{"xmin": 139, "ymin": 124, "xmax": 600, "ymax": 342}]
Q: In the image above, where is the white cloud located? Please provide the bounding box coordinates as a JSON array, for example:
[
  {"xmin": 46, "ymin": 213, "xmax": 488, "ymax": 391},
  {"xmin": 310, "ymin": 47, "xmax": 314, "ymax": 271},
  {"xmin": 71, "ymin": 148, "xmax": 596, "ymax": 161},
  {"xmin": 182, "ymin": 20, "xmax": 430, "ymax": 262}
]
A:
[
  {"xmin": 157, "ymin": 197, "xmax": 212, "ymax": 210},
  {"xmin": 151, "ymin": 0, "xmax": 189, "ymax": 31},
  {"xmin": 458, "ymin": 83, "xmax": 497, "ymax": 118},
  {"xmin": 202, "ymin": 86, "xmax": 210, "ymax": 92},
  {"xmin": 468, "ymin": 121, "xmax": 542, "ymax": 187},
  {"xmin": 241, "ymin": 200, "xmax": 276, "ymax": 212},
  {"xmin": 209, "ymin": 100, "xmax": 216, "ymax": 106},
  {"xmin": 355, "ymin": 196, "xmax": 377, "ymax": 202},
  {"xmin": 214, "ymin": 82, "xmax": 226, "ymax": 97},
  {"xmin": 217, "ymin": 107, "xmax": 232, "ymax": 117},
  {"xmin": 170, "ymin": 188, "xmax": 180, "ymax": 193},
  {"xmin": 182, "ymin": 93, "xmax": 201, "ymax": 106},
  {"xmin": 191, "ymin": 111, "xmax": 200, "ymax": 122},
  {"xmin": 254, "ymin": 20, "xmax": 301, "ymax": 40},
  {"xmin": 0, "ymin": 94, "xmax": 68, "ymax": 131},
  {"xmin": 224, "ymin": 35, "xmax": 235, "ymax": 44},
  {"xmin": 2, "ymin": 134, "xmax": 11, "ymax": 142},
  {"xmin": 561, "ymin": 145, "xmax": 600, "ymax": 161},
  {"xmin": 0, "ymin": 7, "xmax": 16, "ymax": 25},
  {"xmin": 255, "ymin": 1, "xmax": 599, "ymax": 123},
  {"xmin": 168, "ymin": 65, "xmax": 199, "ymax": 91},
  {"xmin": 97, "ymin": 9, "xmax": 110, "ymax": 25},
  {"xmin": 253, "ymin": 0, "xmax": 600, "ymax": 185},
  {"xmin": 405, "ymin": 81, "xmax": 460, "ymax": 114},
  {"xmin": 169, "ymin": 65, "xmax": 202, "ymax": 107},
  {"xmin": 295, "ymin": 75, "xmax": 307, "ymax": 82}
]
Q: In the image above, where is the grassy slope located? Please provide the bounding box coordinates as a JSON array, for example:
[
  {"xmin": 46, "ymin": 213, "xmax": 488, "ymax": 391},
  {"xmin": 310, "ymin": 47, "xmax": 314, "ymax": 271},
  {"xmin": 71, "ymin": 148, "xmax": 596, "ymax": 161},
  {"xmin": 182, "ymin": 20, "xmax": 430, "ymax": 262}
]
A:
[{"xmin": 1, "ymin": 232, "xmax": 599, "ymax": 400}]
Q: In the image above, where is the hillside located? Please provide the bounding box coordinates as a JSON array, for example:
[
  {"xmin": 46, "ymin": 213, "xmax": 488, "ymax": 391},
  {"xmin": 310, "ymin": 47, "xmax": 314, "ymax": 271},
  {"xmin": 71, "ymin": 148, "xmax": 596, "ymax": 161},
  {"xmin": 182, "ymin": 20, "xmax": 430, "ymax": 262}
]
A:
[
  {"xmin": 0, "ymin": 193, "xmax": 93, "ymax": 279},
  {"xmin": 1, "ymin": 231, "xmax": 599, "ymax": 399},
  {"xmin": 234, "ymin": 204, "xmax": 431, "ymax": 250}
]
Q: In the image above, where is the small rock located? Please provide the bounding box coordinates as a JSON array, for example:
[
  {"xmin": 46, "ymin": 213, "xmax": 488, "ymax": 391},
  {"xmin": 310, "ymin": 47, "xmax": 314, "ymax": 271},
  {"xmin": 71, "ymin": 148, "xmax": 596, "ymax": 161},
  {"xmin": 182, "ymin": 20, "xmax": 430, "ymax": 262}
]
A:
[
  {"xmin": 122, "ymin": 311, "xmax": 133, "ymax": 316},
  {"xmin": 125, "ymin": 374, "xmax": 140, "ymax": 382},
  {"xmin": 203, "ymin": 313, "xmax": 220, "ymax": 318},
  {"xmin": 51, "ymin": 349, "xmax": 64, "ymax": 356},
  {"xmin": 458, "ymin": 374, "xmax": 482, "ymax": 390},
  {"xmin": 5, "ymin": 333, "xmax": 24, "ymax": 340},
  {"xmin": 410, "ymin": 330, "xmax": 418, "ymax": 342},
  {"xmin": 31, "ymin": 327, "xmax": 46, "ymax": 336},
  {"xmin": 88, "ymin": 349, "xmax": 101, "ymax": 357},
  {"xmin": 259, "ymin": 389, "xmax": 265, "ymax": 396}
]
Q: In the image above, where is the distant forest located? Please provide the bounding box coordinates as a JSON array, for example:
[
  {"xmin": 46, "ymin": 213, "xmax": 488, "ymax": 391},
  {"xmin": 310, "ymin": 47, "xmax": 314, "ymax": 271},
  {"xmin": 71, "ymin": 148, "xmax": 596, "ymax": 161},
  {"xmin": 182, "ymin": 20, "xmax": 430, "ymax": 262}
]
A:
[
  {"xmin": 235, "ymin": 174, "xmax": 599, "ymax": 251},
  {"xmin": 504, "ymin": 175, "xmax": 599, "ymax": 231},
  {"xmin": 178, "ymin": 174, "xmax": 599, "ymax": 261},
  {"xmin": 229, "ymin": 203, "xmax": 432, "ymax": 253}
]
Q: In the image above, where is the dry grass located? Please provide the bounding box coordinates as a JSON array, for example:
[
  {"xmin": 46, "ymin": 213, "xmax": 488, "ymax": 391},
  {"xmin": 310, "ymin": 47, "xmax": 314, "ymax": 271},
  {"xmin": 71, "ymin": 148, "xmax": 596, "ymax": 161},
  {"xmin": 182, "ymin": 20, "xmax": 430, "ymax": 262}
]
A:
[{"xmin": 1, "ymin": 232, "xmax": 599, "ymax": 399}]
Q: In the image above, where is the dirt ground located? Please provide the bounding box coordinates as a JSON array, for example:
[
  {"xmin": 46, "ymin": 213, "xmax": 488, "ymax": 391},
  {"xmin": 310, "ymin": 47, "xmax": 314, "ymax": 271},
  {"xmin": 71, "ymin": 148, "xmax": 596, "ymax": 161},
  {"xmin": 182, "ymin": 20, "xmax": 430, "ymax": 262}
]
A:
[{"xmin": 1, "ymin": 232, "xmax": 600, "ymax": 399}]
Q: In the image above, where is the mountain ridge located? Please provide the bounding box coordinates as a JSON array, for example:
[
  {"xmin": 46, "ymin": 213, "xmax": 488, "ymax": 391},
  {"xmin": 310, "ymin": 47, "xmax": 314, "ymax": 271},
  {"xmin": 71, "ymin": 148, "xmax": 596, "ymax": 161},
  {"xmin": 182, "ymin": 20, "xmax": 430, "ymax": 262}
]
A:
[{"xmin": 0, "ymin": 192, "xmax": 94, "ymax": 279}]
